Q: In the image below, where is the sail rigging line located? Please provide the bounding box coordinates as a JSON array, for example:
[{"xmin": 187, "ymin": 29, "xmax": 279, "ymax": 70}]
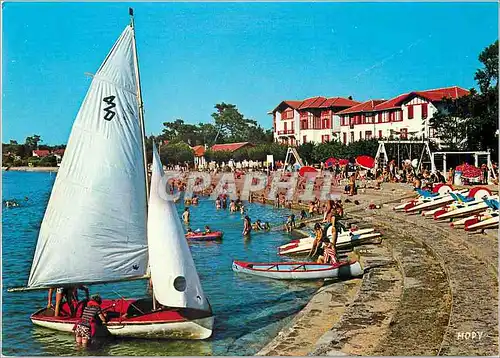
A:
[{"xmin": 111, "ymin": 289, "xmax": 146, "ymax": 315}]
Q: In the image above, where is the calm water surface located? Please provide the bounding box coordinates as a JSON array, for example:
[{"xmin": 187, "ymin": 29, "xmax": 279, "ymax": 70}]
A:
[{"xmin": 2, "ymin": 171, "xmax": 321, "ymax": 356}]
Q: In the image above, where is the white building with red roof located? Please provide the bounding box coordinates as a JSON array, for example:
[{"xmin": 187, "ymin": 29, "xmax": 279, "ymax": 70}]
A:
[
  {"xmin": 337, "ymin": 86, "xmax": 469, "ymax": 145},
  {"xmin": 270, "ymin": 97, "xmax": 360, "ymax": 145}
]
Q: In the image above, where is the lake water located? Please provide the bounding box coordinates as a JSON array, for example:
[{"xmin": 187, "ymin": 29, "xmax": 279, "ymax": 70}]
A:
[{"xmin": 2, "ymin": 171, "xmax": 321, "ymax": 356}]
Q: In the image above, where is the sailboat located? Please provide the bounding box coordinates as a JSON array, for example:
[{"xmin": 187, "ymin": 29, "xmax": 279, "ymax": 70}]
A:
[{"xmin": 8, "ymin": 10, "xmax": 214, "ymax": 340}]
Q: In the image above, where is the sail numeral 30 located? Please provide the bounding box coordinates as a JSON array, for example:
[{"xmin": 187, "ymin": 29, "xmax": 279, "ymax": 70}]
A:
[{"xmin": 103, "ymin": 96, "xmax": 116, "ymax": 121}]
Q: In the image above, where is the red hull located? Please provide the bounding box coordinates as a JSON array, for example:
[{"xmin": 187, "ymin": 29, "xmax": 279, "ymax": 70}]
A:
[
  {"xmin": 31, "ymin": 298, "xmax": 210, "ymax": 326},
  {"xmin": 186, "ymin": 231, "xmax": 223, "ymax": 241}
]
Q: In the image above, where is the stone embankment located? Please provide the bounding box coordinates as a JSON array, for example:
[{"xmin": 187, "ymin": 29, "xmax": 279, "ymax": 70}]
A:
[{"xmin": 258, "ymin": 184, "xmax": 498, "ymax": 356}]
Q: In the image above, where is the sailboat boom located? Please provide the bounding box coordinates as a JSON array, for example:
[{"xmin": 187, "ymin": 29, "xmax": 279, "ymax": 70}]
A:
[{"xmin": 8, "ymin": 274, "xmax": 151, "ymax": 293}]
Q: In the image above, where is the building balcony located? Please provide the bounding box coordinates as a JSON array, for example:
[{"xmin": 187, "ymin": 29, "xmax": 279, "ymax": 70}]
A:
[{"xmin": 277, "ymin": 129, "xmax": 295, "ymax": 136}]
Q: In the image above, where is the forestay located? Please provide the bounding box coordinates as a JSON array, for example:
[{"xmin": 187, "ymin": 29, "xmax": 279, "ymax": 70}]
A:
[
  {"xmin": 148, "ymin": 145, "xmax": 210, "ymax": 311},
  {"xmin": 28, "ymin": 25, "xmax": 148, "ymax": 288}
]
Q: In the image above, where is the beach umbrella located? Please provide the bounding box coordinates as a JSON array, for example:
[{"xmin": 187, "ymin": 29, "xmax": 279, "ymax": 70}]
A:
[
  {"xmin": 338, "ymin": 159, "xmax": 349, "ymax": 166},
  {"xmin": 299, "ymin": 166, "xmax": 318, "ymax": 178},
  {"xmin": 356, "ymin": 155, "xmax": 375, "ymax": 170},
  {"xmin": 324, "ymin": 157, "xmax": 338, "ymax": 168}
]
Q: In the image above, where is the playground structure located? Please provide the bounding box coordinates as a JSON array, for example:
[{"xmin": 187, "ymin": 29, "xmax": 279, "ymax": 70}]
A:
[
  {"xmin": 282, "ymin": 147, "xmax": 304, "ymax": 170},
  {"xmin": 374, "ymin": 140, "xmax": 434, "ymax": 173}
]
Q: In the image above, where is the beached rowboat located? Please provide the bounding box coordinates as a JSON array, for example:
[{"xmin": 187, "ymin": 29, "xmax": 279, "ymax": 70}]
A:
[{"xmin": 232, "ymin": 260, "xmax": 363, "ymax": 280}]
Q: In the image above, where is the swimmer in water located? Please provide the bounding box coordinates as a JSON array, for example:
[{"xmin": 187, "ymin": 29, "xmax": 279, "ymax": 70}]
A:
[{"xmin": 243, "ymin": 216, "xmax": 252, "ymax": 236}]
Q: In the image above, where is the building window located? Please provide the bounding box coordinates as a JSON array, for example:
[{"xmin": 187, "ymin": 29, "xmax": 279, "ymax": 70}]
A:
[
  {"xmin": 408, "ymin": 105, "xmax": 414, "ymax": 119},
  {"xmin": 422, "ymin": 103, "xmax": 428, "ymax": 118},
  {"xmin": 282, "ymin": 109, "xmax": 294, "ymax": 120},
  {"xmin": 400, "ymin": 128, "xmax": 408, "ymax": 139},
  {"xmin": 359, "ymin": 131, "xmax": 362, "ymax": 140},
  {"xmin": 377, "ymin": 113, "xmax": 382, "ymax": 123},
  {"xmin": 378, "ymin": 130, "xmax": 383, "ymax": 138},
  {"xmin": 300, "ymin": 119, "xmax": 308, "ymax": 130},
  {"xmin": 322, "ymin": 135, "xmax": 330, "ymax": 143},
  {"xmin": 303, "ymin": 135, "xmax": 307, "ymax": 144},
  {"xmin": 343, "ymin": 132, "xmax": 347, "ymax": 144},
  {"xmin": 284, "ymin": 122, "xmax": 287, "ymax": 131},
  {"xmin": 313, "ymin": 116, "xmax": 321, "ymax": 129},
  {"xmin": 322, "ymin": 117, "xmax": 330, "ymax": 129},
  {"xmin": 365, "ymin": 131, "xmax": 372, "ymax": 140},
  {"xmin": 350, "ymin": 132, "xmax": 354, "ymax": 143},
  {"xmin": 399, "ymin": 110, "xmax": 403, "ymax": 121}
]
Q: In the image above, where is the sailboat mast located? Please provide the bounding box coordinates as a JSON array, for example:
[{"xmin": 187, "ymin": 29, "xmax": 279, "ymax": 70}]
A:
[
  {"xmin": 129, "ymin": 8, "xmax": 150, "ymax": 202},
  {"xmin": 129, "ymin": 8, "xmax": 157, "ymax": 311}
]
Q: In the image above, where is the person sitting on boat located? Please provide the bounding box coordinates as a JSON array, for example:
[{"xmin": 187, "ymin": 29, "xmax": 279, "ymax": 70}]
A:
[
  {"xmin": 74, "ymin": 294, "xmax": 107, "ymax": 348},
  {"xmin": 186, "ymin": 228, "xmax": 193, "ymax": 236},
  {"xmin": 308, "ymin": 224, "xmax": 327, "ymax": 259},
  {"xmin": 204, "ymin": 225, "xmax": 211, "ymax": 234}
]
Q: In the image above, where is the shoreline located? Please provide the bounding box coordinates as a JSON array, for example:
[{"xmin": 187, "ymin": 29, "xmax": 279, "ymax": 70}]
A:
[
  {"xmin": 257, "ymin": 183, "xmax": 498, "ymax": 356},
  {"xmin": 2, "ymin": 166, "xmax": 59, "ymax": 172}
]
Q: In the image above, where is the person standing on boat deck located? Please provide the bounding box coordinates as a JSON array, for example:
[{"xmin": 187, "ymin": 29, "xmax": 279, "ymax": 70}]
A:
[
  {"xmin": 74, "ymin": 294, "xmax": 107, "ymax": 347},
  {"xmin": 182, "ymin": 207, "xmax": 190, "ymax": 224}
]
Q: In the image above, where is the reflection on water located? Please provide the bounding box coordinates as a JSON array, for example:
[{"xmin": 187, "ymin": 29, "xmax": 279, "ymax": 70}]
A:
[{"xmin": 2, "ymin": 171, "xmax": 320, "ymax": 356}]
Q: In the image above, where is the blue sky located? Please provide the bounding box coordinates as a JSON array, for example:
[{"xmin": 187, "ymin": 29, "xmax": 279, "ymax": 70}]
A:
[{"xmin": 2, "ymin": 2, "xmax": 498, "ymax": 145}]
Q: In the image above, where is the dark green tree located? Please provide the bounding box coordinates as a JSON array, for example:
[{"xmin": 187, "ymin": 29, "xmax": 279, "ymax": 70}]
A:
[{"xmin": 430, "ymin": 40, "xmax": 498, "ymax": 158}]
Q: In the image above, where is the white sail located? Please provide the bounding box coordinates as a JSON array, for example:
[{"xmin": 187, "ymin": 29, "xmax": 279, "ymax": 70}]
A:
[
  {"xmin": 28, "ymin": 25, "xmax": 148, "ymax": 288},
  {"xmin": 148, "ymin": 144, "xmax": 210, "ymax": 312}
]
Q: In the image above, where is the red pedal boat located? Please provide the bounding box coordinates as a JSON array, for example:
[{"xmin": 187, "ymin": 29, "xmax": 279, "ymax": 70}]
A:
[{"xmin": 186, "ymin": 231, "xmax": 223, "ymax": 241}]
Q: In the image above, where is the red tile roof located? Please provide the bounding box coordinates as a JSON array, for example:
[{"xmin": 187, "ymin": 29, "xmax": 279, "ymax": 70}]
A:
[
  {"xmin": 191, "ymin": 145, "xmax": 206, "ymax": 157},
  {"xmin": 297, "ymin": 97, "xmax": 328, "ymax": 109},
  {"xmin": 210, "ymin": 142, "xmax": 253, "ymax": 152},
  {"xmin": 271, "ymin": 97, "xmax": 358, "ymax": 113},
  {"xmin": 284, "ymin": 100, "xmax": 302, "ymax": 109},
  {"xmin": 53, "ymin": 149, "xmax": 65, "ymax": 156},
  {"xmin": 375, "ymin": 86, "xmax": 469, "ymax": 111},
  {"xmin": 374, "ymin": 94, "xmax": 409, "ymax": 111},
  {"xmin": 270, "ymin": 100, "xmax": 302, "ymax": 113},
  {"xmin": 416, "ymin": 86, "xmax": 469, "ymax": 101},
  {"xmin": 319, "ymin": 97, "xmax": 360, "ymax": 108},
  {"xmin": 32, "ymin": 150, "xmax": 51, "ymax": 157},
  {"xmin": 337, "ymin": 99, "xmax": 386, "ymax": 115}
]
